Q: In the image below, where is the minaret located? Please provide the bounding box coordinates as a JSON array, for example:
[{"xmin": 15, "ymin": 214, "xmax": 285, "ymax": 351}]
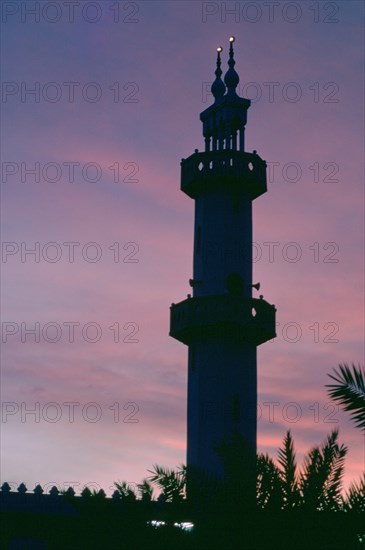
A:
[{"xmin": 170, "ymin": 38, "xmax": 276, "ymax": 490}]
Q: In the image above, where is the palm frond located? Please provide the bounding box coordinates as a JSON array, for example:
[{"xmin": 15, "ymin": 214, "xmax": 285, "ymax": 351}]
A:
[
  {"xmin": 114, "ymin": 480, "xmax": 136, "ymax": 501},
  {"xmin": 257, "ymin": 453, "xmax": 283, "ymax": 509},
  {"xmin": 342, "ymin": 472, "xmax": 365, "ymax": 512},
  {"xmin": 321, "ymin": 432, "xmax": 347, "ymax": 510},
  {"xmin": 147, "ymin": 464, "xmax": 185, "ymax": 502},
  {"xmin": 298, "ymin": 428, "xmax": 347, "ymax": 510},
  {"xmin": 299, "ymin": 444, "xmax": 321, "ymax": 509},
  {"xmin": 137, "ymin": 478, "xmax": 154, "ymax": 501},
  {"xmin": 326, "ymin": 363, "xmax": 365, "ymax": 430},
  {"xmin": 277, "ymin": 430, "xmax": 299, "ymax": 508}
]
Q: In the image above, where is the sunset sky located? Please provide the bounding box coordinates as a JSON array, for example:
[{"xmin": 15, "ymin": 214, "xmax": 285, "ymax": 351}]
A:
[{"xmin": 1, "ymin": 0, "xmax": 364, "ymax": 496}]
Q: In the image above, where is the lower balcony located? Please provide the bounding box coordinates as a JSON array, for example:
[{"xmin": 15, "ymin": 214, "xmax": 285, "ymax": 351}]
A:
[{"xmin": 170, "ymin": 294, "xmax": 276, "ymax": 346}]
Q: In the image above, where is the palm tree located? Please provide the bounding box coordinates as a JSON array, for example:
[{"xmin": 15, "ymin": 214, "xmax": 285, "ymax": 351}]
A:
[
  {"xmin": 137, "ymin": 478, "xmax": 154, "ymax": 502},
  {"xmin": 298, "ymin": 428, "xmax": 347, "ymax": 511},
  {"xmin": 146, "ymin": 431, "xmax": 364, "ymax": 513},
  {"xmin": 257, "ymin": 428, "xmax": 347, "ymax": 511},
  {"xmin": 277, "ymin": 431, "xmax": 300, "ymax": 509},
  {"xmin": 114, "ymin": 480, "xmax": 137, "ymax": 502},
  {"xmin": 257, "ymin": 453, "xmax": 282, "ymax": 510},
  {"xmin": 326, "ymin": 363, "xmax": 365, "ymax": 431},
  {"xmin": 147, "ymin": 464, "xmax": 186, "ymax": 503},
  {"xmin": 342, "ymin": 473, "xmax": 365, "ymax": 513}
]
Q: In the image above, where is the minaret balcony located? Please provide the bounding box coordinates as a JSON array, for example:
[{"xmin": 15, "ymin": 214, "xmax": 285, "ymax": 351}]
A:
[
  {"xmin": 170, "ymin": 295, "xmax": 276, "ymax": 346},
  {"xmin": 181, "ymin": 150, "xmax": 267, "ymax": 200}
]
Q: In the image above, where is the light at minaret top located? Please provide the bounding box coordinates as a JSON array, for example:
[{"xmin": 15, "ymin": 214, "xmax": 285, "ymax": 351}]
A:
[
  {"xmin": 180, "ymin": 38, "xmax": 267, "ymax": 201},
  {"xmin": 201, "ymin": 36, "xmax": 251, "ymax": 153}
]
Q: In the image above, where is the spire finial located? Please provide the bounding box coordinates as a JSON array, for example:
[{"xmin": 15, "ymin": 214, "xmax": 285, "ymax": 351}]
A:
[
  {"xmin": 211, "ymin": 46, "xmax": 226, "ymax": 102},
  {"xmin": 224, "ymin": 36, "xmax": 239, "ymax": 96}
]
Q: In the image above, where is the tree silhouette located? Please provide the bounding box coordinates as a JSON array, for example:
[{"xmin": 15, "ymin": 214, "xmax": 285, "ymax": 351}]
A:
[
  {"xmin": 298, "ymin": 428, "xmax": 347, "ymax": 511},
  {"xmin": 326, "ymin": 363, "xmax": 365, "ymax": 431},
  {"xmin": 257, "ymin": 452, "xmax": 282, "ymax": 510},
  {"xmin": 147, "ymin": 464, "xmax": 186, "ymax": 503},
  {"xmin": 145, "ymin": 427, "xmax": 365, "ymax": 512},
  {"xmin": 128, "ymin": 429, "xmax": 364, "ymax": 515},
  {"xmin": 342, "ymin": 473, "xmax": 365, "ymax": 513},
  {"xmin": 114, "ymin": 480, "xmax": 136, "ymax": 502},
  {"xmin": 137, "ymin": 478, "xmax": 154, "ymax": 502},
  {"xmin": 277, "ymin": 431, "xmax": 300, "ymax": 508},
  {"xmin": 257, "ymin": 428, "xmax": 347, "ymax": 511}
]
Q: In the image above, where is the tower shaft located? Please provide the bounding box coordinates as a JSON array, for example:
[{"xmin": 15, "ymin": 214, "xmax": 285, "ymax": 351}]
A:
[
  {"xmin": 187, "ymin": 339, "xmax": 257, "ymax": 477},
  {"xmin": 193, "ymin": 190, "xmax": 253, "ymax": 297},
  {"xmin": 170, "ymin": 39, "xmax": 276, "ymax": 489}
]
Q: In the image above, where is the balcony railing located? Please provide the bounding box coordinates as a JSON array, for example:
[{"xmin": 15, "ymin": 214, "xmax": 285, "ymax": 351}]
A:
[
  {"xmin": 170, "ymin": 294, "xmax": 276, "ymax": 346},
  {"xmin": 180, "ymin": 150, "xmax": 267, "ymax": 199}
]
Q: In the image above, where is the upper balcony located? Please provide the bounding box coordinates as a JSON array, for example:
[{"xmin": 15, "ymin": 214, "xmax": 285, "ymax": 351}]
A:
[
  {"xmin": 180, "ymin": 150, "xmax": 267, "ymax": 200},
  {"xmin": 170, "ymin": 294, "xmax": 276, "ymax": 347}
]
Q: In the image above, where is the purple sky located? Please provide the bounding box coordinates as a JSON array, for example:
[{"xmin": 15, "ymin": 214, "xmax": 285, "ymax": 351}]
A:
[{"xmin": 1, "ymin": 1, "xmax": 364, "ymax": 496}]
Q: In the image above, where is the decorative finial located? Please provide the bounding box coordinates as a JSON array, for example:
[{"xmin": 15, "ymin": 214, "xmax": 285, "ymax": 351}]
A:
[
  {"xmin": 224, "ymin": 36, "xmax": 239, "ymax": 96},
  {"xmin": 211, "ymin": 46, "xmax": 226, "ymax": 102}
]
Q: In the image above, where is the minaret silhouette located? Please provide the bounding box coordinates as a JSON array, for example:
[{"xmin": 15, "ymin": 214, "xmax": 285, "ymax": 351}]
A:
[{"xmin": 170, "ymin": 38, "xmax": 276, "ymax": 497}]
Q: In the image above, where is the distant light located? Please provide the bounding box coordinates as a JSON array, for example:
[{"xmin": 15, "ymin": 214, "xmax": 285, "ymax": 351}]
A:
[
  {"xmin": 174, "ymin": 522, "xmax": 194, "ymax": 532},
  {"xmin": 147, "ymin": 520, "xmax": 166, "ymax": 528},
  {"xmin": 217, "ymin": 46, "xmax": 223, "ymax": 53},
  {"xmin": 147, "ymin": 520, "xmax": 194, "ymax": 532},
  {"xmin": 229, "ymin": 36, "xmax": 235, "ymax": 43}
]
